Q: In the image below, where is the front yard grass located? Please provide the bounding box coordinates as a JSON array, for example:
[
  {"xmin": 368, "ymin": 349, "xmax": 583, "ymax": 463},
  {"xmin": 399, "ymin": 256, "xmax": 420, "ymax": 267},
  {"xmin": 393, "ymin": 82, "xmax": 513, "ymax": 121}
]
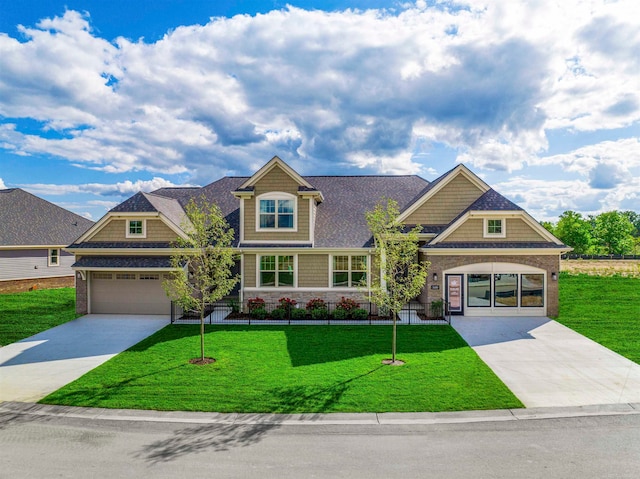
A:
[
  {"xmin": 556, "ymin": 272, "xmax": 640, "ymax": 364},
  {"xmin": 41, "ymin": 325, "xmax": 523, "ymax": 413},
  {"xmin": 0, "ymin": 287, "xmax": 78, "ymax": 346}
]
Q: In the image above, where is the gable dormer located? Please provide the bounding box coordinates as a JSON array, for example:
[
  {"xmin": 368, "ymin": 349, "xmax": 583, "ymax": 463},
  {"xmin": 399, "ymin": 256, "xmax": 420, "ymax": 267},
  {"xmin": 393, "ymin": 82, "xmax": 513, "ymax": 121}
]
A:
[
  {"xmin": 233, "ymin": 156, "xmax": 323, "ymax": 245},
  {"xmin": 399, "ymin": 164, "xmax": 488, "ymax": 226}
]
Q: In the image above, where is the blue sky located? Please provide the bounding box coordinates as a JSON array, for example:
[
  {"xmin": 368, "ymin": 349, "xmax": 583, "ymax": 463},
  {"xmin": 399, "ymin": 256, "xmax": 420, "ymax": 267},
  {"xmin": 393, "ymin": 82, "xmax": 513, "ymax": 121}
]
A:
[{"xmin": 0, "ymin": 0, "xmax": 638, "ymax": 221}]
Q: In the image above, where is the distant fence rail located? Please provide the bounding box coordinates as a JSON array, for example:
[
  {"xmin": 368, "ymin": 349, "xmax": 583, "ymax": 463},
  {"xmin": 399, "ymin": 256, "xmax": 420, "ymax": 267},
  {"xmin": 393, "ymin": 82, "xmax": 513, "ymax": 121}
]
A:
[
  {"xmin": 562, "ymin": 254, "xmax": 640, "ymax": 260},
  {"xmin": 171, "ymin": 300, "xmax": 451, "ymax": 325}
]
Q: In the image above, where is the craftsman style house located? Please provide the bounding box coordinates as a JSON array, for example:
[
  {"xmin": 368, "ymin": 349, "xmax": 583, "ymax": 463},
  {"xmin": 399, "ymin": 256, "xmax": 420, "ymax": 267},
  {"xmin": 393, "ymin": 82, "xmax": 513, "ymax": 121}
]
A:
[
  {"xmin": 0, "ymin": 188, "xmax": 94, "ymax": 293},
  {"xmin": 68, "ymin": 156, "xmax": 569, "ymax": 317}
]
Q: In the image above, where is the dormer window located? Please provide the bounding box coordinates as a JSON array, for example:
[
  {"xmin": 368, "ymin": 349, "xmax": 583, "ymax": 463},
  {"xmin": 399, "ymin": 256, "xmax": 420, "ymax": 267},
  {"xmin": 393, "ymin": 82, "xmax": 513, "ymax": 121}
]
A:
[
  {"xmin": 257, "ymin": 193, "xmax": 296, "ymax": 230},
  {"xmin": 484, "ymin": 218, "xmax": 506, "ymax": 238},
  {"xmin": 126, "ymin": 219, "xmax": 146, "ymax": 238}
]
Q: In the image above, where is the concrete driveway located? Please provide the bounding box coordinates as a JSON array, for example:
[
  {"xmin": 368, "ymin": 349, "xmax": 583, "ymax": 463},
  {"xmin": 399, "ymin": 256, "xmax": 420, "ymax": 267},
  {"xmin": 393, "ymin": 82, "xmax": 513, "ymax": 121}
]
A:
[
  {"xmin": 452, "ymin": 316, "xmax": 640, "ymax": 408},
  {"xmin": 0, "ymin": 314, "xmax": 170, "ymax": 402}
]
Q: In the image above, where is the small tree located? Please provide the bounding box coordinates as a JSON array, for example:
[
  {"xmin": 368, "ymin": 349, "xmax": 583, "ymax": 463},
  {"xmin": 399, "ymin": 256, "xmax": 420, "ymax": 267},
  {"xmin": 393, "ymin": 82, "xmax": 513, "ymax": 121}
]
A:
[
  {"xmin": 163, "ymin": 196, "xmax": 239, "ymax": 364},
  {"xmin": 366, "ymin": 198, "xmax": 429, "ymax": 365},
  {"xmin": 594, "ymin": 211, "xmax": 634, "ymax": 255}
]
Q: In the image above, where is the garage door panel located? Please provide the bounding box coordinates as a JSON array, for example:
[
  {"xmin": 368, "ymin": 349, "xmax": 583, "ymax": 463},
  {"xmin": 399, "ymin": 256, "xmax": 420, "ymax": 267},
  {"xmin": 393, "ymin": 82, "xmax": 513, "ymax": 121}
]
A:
[{"xmin": 91, "ymin": 275, "xmax": 170, "ymax": 314}]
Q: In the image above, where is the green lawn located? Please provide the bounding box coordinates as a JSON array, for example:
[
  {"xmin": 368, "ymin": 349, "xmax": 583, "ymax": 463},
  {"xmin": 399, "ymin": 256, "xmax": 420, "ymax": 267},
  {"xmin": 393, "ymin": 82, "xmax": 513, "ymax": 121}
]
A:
[
  {"xmin": 0, "ymin": 287, "xmax": 78, "ymax": 346},
  {"xmin": 557, "ymin": 273, "xmax": 640, "ymax": 364},
  {"xmin": 41, "ymin": 325, "xmax": 523, "ymax": 413}
]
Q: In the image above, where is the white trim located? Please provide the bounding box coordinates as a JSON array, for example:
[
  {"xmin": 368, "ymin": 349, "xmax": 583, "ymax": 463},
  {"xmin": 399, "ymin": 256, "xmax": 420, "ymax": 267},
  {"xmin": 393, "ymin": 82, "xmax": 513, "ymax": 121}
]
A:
[
  {"xmin": 239, "ymin": 198, "xmax": 245, "ymax": 243},
  {"xmin": 330, "ymin": 254, "xmax": 368, "ymax": 288},
  {"xmin": 256, "ymin": 253, "xmax": 298, "ymax": 288},
  {"xmin": 75, "ymin": 212, "xmax": 158, "ymax": 243},
  {"xmin": 397, "ymin": 164, "xmax": 490, "ymax": 223},
  {"xmin": 256, "ymin": 192, "xmax": 298, "ymax": 232},
  {"xmin": 484, "ymin": 218, "xmax": 506, "ymax": 238},
  {"xmin": 422, "ymin": 248, "xmax": 569, "ymax": 255},
  {"xmin": 0, "ymin": 245, "xmax": 68, "ymax": 250},
  {"xmin": 126, "ymin": 219, "xmax": 147, "ymax": 239}
]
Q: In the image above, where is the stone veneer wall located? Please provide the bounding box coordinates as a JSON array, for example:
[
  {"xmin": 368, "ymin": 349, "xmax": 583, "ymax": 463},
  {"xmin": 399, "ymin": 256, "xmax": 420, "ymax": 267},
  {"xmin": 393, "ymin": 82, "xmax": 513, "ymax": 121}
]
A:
[
  {"xmin": 420, "ymin": 253, "xmax": 561, "ymax": 317},
  {"xmin": 0, "ymin": 275, "xmax": 75, "ymax": 294}
]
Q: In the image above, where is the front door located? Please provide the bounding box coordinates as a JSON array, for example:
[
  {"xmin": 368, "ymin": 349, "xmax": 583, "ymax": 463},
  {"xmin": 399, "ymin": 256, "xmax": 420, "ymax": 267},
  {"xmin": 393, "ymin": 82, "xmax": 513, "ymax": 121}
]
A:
[{"xmin": 446, "ymin": 274, "xmax": 464, "ymax": 315}]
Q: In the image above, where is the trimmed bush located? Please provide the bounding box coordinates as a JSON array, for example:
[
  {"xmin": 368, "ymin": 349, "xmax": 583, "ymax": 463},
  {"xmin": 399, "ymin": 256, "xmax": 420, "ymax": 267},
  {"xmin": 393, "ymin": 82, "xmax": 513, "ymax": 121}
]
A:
[
  {"xmin": 291, "ymin": 308, "xmax": 308, "ymax": 320},
  {"xmin": 332, "ymin": 308, "xmax": 349, "ymax": 321},
  {"xmin": 270, "ymin": 308, "xmax": 287, "ymax": 320},
  {"xmin": 311, "ymin": 308, "xmax": 329, "ymax": 321},
  {"xmin": 351, "ymin": 308, "xmax": 368, "ymax": 321},
  {"xmin": 251, "ymin": 307, "xmax": 268, "ymax": 320}
]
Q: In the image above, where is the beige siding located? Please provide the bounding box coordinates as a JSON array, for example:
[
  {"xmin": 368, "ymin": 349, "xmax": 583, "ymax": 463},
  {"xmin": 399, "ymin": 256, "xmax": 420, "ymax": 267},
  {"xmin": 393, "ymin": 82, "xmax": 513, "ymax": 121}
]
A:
[
  {"xmin": 405, "ymin": 174, "xmax": 484, "ymax": 225},
  {"xmin": 243, "ymin": 254, "xmax": 256, "ymax": 288},
  {"xmin": 298, "ymin": 254, "xmax": 329, "ymax": 287},
  {"xmin": 243, "ymin": 164, "xmax": 311, "ymax": 242},
  {"xmin": 444, "ymin": 218, "xmax": 547, "ymax": 242},
  {"xmin": 88, "ymin": 219, "xmax": 178, "ymax": 243}
]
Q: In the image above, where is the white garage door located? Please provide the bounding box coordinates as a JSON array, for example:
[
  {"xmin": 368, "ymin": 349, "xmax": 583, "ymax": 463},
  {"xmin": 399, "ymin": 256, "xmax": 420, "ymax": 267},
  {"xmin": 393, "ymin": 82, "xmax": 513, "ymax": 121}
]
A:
[{"xmin": 91, "ymin": 272, "xmax": 171, "ymax": 315}]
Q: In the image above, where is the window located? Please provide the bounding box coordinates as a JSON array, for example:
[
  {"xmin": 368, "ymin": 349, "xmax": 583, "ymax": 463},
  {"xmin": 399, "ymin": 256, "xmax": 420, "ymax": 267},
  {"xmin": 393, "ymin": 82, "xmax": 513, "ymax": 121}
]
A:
[
  {"xmin": 258, "ymin": 196, "xmax": 295, "ymax": 230},
  {"xmin": 48, "ymin": 248, "xmax": 59, "ymax": 267},
  {"xmin": 260, "ymin": 255, "xmax": 294, "ymax": 287},
  {"xmin": 92, "ymin": 272, "xmax": 113, "ymax": 280},
  {"xmin": 116, "ymin": 273, "xmax": 136, "ymax": 280},
  {"xmin": 521, "ymin": 274, "xmax": 544, "ymax": 307},
  {"xmin": 494, "ymin": 274, "xmax": 518, "ymax": 307},
  {"xmin": 139, "ymin": 273, "xmax": 160, "ymax": 280},
  {"xmin": 126, "ymin": 219, "xmax": 146, "ymax": 238},
  {"xmin": 467, "ymin": 274, "xmax": 491, "ymax": 307},
  {"xmin": 484, "ymin": 218, "xmax": 505, "ymax": 238},
  {"xmin": 333, "ymin": 255, "xmax": 367, "ymax": 287}
]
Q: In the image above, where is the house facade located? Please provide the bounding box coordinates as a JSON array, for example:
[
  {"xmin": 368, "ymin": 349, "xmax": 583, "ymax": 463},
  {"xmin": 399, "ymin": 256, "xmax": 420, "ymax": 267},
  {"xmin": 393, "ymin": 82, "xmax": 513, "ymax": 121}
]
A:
[
  {"xmin": 68, "ymin": 156, "xmax": 569, "ymax": 317},
  {"xmin": 0, "ymin": 188, "xmax": 94, "ymax": 293}
]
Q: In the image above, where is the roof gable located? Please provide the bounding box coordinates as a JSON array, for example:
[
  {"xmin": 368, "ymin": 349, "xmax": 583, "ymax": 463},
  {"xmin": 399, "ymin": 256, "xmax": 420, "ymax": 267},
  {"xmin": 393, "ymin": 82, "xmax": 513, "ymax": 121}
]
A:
[{"xmin": 237, "ymin": 156, "xmax": 314, "ymax": 191}]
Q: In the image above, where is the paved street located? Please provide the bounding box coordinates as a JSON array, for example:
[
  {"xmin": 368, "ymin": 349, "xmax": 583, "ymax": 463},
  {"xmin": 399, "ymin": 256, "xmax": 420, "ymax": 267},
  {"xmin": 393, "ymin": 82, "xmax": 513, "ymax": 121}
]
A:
[{"xmin": 1, "ymin": 405, "xmax": 639, "ymax": 478}]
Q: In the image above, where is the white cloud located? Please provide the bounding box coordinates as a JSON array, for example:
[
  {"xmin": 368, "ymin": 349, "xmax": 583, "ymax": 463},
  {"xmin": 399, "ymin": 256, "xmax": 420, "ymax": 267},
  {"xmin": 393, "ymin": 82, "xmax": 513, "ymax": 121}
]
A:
[
  {"xmin": 0, "ymin": 177, "xmax": 6, "ymax": 189},
  {"xmin": 19, "ymin": 177, "xmax": 185, "ymax": 197},
  {"xmin": 0, "ymin": 1, "xmax": 638, "ymax": 217}
]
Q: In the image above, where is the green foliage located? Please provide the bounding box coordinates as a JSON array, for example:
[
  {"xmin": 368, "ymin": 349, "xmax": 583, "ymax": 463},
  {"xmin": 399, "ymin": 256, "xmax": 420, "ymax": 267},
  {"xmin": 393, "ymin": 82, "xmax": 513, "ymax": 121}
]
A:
[
  {"xmin": 270, "ymin": 308, "xmax": 287, "ymax": 320},
  {"xmin": 336, "ymin": 296, "xmax": 359, "ymax": 311},
  {"xmin": 366, "ymin": 197, "xmax": 430, "ymax": 361},
  {"xmin": 351, "ymin": 308, "xmax": 369, "ymax": 320},
  {"xmin": 163, "ymin": 196, "xmax": 239, "ymax": 360},
  {"xmin": 290, "ymin": 308, "xmax": 308, "ymax": 320},
  {"xmin": 331, "ymin": 308, "xmax": 349, "ymax": 320},
  {"xmin": 555, "ymin": 210, "xmax": 594, "ymax": 254},
  {"xmin": 0, "ymin": 288, "xmax": 79, "ymax": 346},
  {"xmin": 305, "ymin": 297, "xmax": 327, "ymax": 311},
  {"xmin": 311, "ymin": 308, "xmax": 329, "ymax": 321},
  {"xmin": 41, "ymin": 325, "xmax": 522, "ymax": 413},
  {"xmin": 593, "ymin": 211, "xmax": 634, "ymax": 255},
  {"xmin": 226, "ymin": 298, "xmax": 240, "ymax": 313}
]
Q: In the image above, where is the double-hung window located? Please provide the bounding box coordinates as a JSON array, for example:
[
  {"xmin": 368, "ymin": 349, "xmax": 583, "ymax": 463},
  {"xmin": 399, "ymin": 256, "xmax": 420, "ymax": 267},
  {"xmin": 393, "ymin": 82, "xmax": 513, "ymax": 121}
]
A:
[
  {"xmin": 260, "ymin": 255, "xmax": 295, "ymax": 287},
  {"xmin": 332, "ymin": 255, "xmax": 367, "ymax": 287},
  {"xmin": 258, "ymin": 195, "xmax": 295, "ymax": 230},
  {"xmin": 48, "ymin": 248, "xmax": 60, "ymax": 267}
]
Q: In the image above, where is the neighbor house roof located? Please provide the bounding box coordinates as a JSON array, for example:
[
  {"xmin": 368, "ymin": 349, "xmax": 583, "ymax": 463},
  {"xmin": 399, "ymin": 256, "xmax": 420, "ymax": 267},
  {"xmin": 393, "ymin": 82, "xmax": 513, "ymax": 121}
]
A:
[
  {"xmin": 72, "ymin": 256, "xmax": 172, "ymax": 269},
  {"xmin": 0, "ymin": 188, "xmax": 94, "ymax": 247}
]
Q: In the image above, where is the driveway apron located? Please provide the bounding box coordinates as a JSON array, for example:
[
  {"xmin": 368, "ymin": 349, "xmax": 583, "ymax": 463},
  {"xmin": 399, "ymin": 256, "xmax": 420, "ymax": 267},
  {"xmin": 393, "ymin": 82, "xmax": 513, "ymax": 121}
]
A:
[
  {"xmin": 451, "ymin": 317, "xmax": 640, "ymax": 408},
  {"xmin": 0, "ymin": 315, "xmax": 170, "ymax": 402}
]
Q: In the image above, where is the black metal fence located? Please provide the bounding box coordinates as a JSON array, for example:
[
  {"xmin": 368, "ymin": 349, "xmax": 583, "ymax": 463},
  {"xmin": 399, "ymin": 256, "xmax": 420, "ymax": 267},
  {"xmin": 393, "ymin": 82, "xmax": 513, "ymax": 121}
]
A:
[
  {"xmin": 562, "ymin": 254, "xmax": 640, "ymax": 260},
  {"xmin": 171, "ymin": 299, "xmax": 451, "ymax": 325}
]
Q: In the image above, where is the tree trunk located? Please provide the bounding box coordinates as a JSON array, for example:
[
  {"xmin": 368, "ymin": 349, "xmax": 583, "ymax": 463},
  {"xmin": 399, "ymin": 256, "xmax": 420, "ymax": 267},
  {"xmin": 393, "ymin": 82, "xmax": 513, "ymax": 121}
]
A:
[
  {"xmin": 200, "ymin": 310, "xmax": 205, "ymax": 361},
  {"xmin": 392, "ymin": 311, "xmax": 397, "ymax": 362}
]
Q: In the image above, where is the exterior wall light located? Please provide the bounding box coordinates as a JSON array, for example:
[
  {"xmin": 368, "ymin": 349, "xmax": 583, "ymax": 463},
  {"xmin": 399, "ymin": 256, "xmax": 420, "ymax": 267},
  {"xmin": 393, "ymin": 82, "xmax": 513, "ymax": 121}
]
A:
[
  {"xmin": 551, "ymin": 272, "xmax": 557, "ymax": 281},
  {"xmin": 433, "ymin": 272, "xmax": 438, "ymax": 282}
]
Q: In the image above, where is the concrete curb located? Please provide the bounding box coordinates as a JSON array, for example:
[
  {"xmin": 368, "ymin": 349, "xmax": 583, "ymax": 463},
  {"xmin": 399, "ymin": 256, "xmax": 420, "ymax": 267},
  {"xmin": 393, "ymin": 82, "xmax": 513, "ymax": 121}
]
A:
[{"xmin": 1, "ymin": 401, "xmax": 639, "ymax": 426}]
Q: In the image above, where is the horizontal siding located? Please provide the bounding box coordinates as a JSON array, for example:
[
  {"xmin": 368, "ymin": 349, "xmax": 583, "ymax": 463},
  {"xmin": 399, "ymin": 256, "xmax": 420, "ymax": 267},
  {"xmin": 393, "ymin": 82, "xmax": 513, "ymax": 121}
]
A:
[
  {"xmin": 88, "ymin": 219, "xmax": 178, "ymax": 242},
  {"xmin": 445, "ymin": 218, "xmax": 547, "ymax": 242},
  {"xmin": 298, "ymin": 254, "xmax": 329, "ymax": 287},
  {"xmin": 0, "ymin": 249, "xmax": 75, "ymax": 280},
  {"xmin": 406, "ymin": 175, "xmax": 484, "ymax": 225},
  {"xmin": 244, "ymin": 254, "xmax": 256, "ymax": 288}
]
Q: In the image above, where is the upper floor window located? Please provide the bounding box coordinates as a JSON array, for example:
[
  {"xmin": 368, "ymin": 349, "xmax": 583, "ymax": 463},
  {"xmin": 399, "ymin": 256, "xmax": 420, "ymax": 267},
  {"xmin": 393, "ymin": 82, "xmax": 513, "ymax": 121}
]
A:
[
  {"xmin": 48, "ymin": 248, "xmax": 60, "ymax": 267},
  {"xmin": 332, "ymin": 255, "xmax": 367, "ymax": 287},
  {"xmin": 126, "ymin": 219, "xmax": 146, "ymax": 238},
  {"xmin": 257, "ymin": 194, "xmax": 296, "ymax": 230},
  {"xmin": 484, "ymin": 218, "xmax": 505, "ymax": 238}
]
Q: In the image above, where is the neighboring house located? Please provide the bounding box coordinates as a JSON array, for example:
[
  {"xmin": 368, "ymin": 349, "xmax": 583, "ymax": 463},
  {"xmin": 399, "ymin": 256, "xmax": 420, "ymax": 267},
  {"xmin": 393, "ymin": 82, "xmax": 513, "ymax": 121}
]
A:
[
  {"xmin": 68, "ymin": 156, "xmax": 570, "ymax": 317},
  {"xmin": 0, "ymin": 188, "xmax": 94, "ymax": 293}
]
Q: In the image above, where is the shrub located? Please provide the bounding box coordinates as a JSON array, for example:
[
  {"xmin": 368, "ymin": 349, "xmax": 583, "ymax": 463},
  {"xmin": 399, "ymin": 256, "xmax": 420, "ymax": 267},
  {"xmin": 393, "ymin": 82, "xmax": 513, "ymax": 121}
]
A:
[
  {"xmin": 251, "ymin": 307, "xmax": 268, "ymax": 320},
  {"xmin": 306, "ymin": 298, "xmax": 327, "ymax": 311},
  {"xmin": 247, "ymin": 297, "xmax": 265, "ymax": 313},
  {"xmin": 332, "ymin": 308, "xmax": 349, "ymax": 320},
  {"xmin": 351, "ymin": 308, "xmax": 368, "ymax": 321},
  {"xmin": 336, "ymin": 296, "xmax": 359, "ymax": 312},
  {"xmin": 226, "ymin": 298, "xmax": 240, "ymax": 313},
  {"xmin": 311, "ymin": 308, "xmax": 329, "ymax": 321},
  {"xmin": 278, "ymin": 297, "xmax": 297, "ymax": 310},
  {"xmin": 291, "ymin": 308, "xmax": 308, "ymax": 320},
  {"xmin": 270, "ymin": 308, "xmax": 287, "ymax": 320},
  {"xmin": 430, "ymin": 300, "xmax": 443, "ymax": 318}
]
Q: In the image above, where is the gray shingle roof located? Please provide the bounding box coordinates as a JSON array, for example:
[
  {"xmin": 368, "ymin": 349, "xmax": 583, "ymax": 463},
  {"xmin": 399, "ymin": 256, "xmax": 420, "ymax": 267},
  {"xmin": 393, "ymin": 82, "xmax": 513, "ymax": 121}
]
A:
[
  {"xmin": 68, "ymin": 241, "xmax": 172, "ymax": 249},
  {"xmin": 72, "ymin": 256, "xmax": 172, "ymax": 268},
  {"xmin": 0, "ymin": 188, "xmax": 94, "ymax": 247},
  {"xmin": 467, "ymin": 189, "xmax": 523, "ymax": 211}
]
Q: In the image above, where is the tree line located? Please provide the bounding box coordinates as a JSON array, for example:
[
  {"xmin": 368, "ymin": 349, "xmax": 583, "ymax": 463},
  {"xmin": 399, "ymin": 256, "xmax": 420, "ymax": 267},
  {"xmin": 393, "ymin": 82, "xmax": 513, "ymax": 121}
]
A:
[{"xmin": 541, "ymin": 210, "xmax": 640, "ymax": 255}]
